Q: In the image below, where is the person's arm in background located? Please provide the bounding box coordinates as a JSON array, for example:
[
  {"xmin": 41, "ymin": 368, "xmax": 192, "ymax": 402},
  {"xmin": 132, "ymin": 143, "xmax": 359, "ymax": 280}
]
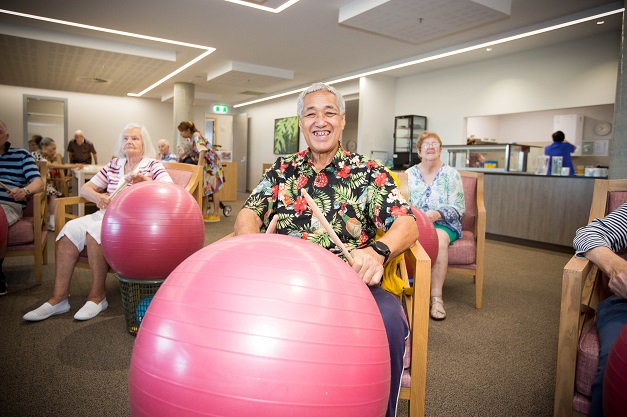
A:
[{"xmin": 92, "ymin": 152, "xmax": 98, "ymax": 164}]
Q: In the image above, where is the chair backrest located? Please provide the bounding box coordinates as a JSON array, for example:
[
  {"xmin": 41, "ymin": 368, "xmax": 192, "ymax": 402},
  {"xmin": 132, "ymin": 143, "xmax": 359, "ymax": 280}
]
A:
[
  {"xmin": 458, "ymin": 171, "xmax": 484, "ymax": 233},
  {"xmin": 460, "ymin": 175, "xmax": 477, "ymax": 232},
  {"xmin": 588, "ymin": 179, "xmax": 627, "ymax": 221},
  {"xmin": 161, "ymin": 161, "xmax": 203, "ymax": 207},
  {"xmin": 23, "ymin": 161, "xmax": 48, "ymax": 217}
]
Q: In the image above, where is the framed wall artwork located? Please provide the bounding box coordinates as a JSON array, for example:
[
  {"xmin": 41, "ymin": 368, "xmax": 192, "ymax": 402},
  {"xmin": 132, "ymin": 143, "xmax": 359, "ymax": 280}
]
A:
[{"xmin": 273, "ymin": 116, "xmax": 299, "ymax": 154}]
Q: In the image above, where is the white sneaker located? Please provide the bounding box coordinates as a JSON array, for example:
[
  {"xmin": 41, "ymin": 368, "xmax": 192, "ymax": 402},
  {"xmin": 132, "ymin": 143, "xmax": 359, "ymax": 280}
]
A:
[
  {"xmin": 74, "ymin": 299, "xmax": 108, "ymax": 321},
  {"xmin": 23, "ymin": 299, "xmax": 71, "ymax": 321}
]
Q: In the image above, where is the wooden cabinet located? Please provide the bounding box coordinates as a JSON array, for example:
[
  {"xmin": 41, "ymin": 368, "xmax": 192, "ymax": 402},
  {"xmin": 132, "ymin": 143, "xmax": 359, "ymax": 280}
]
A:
[{"xmin": 220, "ymin": 162, "xmax": 238, "ymax": 201}]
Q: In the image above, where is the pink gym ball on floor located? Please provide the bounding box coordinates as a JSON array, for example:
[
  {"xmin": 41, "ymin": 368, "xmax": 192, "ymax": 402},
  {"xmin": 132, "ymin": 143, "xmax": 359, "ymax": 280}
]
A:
[
  {"xmin": 410, "ymin": 206, "xmax": 439, "ymax": 264},
  {"xmin": 101, "ymin": 181, "xmax": 204, "ymax": 280},
  {"xmin": 603, "ymin": 323, "xmax": 627, "ymax": 416},
  {"xmin": 129, "ymin": 234, "xmax": 391, "ymax": 417}
]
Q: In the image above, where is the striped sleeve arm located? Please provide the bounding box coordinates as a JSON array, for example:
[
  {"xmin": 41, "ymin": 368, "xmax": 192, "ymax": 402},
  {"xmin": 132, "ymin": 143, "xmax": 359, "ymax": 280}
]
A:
[{"xmin": 574, "ymin": 202, "xmax": 627, "ymax": 258}]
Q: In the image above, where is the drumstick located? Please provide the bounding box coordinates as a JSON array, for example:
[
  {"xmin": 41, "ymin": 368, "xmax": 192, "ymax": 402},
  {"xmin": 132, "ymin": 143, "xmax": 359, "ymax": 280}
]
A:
[
  {"xmin": 0, "ymin": 180, "xmax": 11, "ymax": 193},
  {"xmin": 266, "ymin": 214, "xmax": 278, "ymax": 234},
  {"xmin": 301, "ymin": 189, "xmax": 354, "ymax": 266}
]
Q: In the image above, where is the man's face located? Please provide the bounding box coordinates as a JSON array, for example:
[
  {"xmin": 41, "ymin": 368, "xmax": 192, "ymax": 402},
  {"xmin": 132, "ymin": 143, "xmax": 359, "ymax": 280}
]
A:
[
  {"xmin": 299, "ymin": 91, "xmax": 345, "ymax": 157},
  {"xmin": 0, "ymin": 122, "xmax": 9, "ymax": 149},
  {"xmin": 75, "ymin": 133, "xmax": 85, "ymax": 144},
  {"xmin": 158, "ymin": 141, "xmax": 169, "ymax": 156}
]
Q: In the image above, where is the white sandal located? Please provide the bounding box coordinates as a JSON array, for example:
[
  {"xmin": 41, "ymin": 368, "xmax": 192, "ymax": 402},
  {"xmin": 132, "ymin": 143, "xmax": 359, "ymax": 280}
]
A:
[{"xmin": 430, "ymin": 296, "xmax": 447, "ymax": 320}]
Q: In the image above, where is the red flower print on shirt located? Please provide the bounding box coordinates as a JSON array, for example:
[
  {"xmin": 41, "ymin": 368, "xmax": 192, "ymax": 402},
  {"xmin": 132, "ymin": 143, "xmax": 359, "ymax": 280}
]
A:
[
  {"xmin": 338, "ymin": 165, "xmax": 351, "ymax": 178},
  {"xmin": 374, "ymin": 172, "xmax": 388, "ymax": 187},
  {"xmin": 366, "ymin": 160, "xmax": 378, "ymax": 170},
  {"xmin": 294, "ymin": 195, "xmax": 307, "ymax": 215},
  {"xmin": 390, "ymin": 205, "xmax": 409, "ymax": 217},
  {"xmin": 271, "ymin": 185, "xmax": 279, "ymax": 199},
  {"xmin": 314, "ymin": 172, "xmax": 328, "ymax": 187}
]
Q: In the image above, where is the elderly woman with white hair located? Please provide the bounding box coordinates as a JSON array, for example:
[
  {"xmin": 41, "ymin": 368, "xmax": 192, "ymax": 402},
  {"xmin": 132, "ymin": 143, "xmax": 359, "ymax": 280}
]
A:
[{"xmin": 24, "ymin": 123, "xmax": 173, "ymax": 322}]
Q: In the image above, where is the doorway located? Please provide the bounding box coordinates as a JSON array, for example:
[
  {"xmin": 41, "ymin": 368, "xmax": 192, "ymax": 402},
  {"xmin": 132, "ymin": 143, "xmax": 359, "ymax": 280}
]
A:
[{"xmin": 23, "ymin": 95, "xmax": 68, "ymax": 158}]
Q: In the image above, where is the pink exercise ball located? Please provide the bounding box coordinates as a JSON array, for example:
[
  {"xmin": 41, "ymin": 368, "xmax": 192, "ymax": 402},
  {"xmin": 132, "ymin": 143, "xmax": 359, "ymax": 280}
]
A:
[
  {"xmin": 603, "ymin": 323, "xmax": 627, "ymax": 416},
  {"xmin": 129, "ymin": 234, "xmax": 390, "ymax": 417},
  {"xmin": 410, "ymin": 206, "xmax": 439, "ymax": 264},
  {"xmin": 101, "ymin": 181, "xmax": 204, "ymax": 279}
]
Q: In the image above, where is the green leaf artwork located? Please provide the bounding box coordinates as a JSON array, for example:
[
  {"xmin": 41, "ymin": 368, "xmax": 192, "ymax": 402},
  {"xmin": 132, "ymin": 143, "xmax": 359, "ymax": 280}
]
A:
[{"xmin": 274, "ymin": 116, "xmax": 300, "ymax": 154}]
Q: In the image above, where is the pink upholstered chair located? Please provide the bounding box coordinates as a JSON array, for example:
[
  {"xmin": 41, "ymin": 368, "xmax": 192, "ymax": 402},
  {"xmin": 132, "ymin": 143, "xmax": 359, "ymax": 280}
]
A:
[
  {"xmin": 5, "ymin": 161, "xmax": 49, "ymax": 284},
  {"xmin": 447, "ymin": 170, "xmax": 486, "ymax": 308},
  {"xmin": 554, "ymin": 179, "xmax": 627, "ymax": 417}
]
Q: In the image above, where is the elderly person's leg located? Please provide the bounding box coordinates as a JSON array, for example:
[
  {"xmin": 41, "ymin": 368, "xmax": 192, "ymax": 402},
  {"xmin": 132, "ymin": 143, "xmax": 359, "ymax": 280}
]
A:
[
  {"xmin": 73, "ymin": 230, "xmax": 109, "ymax": 320},
  {"xmin": 430, "ymin": 228, "xmax": 450, "ymax": 320},
  {"xmin": 370, "ymin": 285, "xmax": 409, "ymax": 417},
  {"xmin": 1, "ymin": 203, "xmax": 21, "ymax": 295},
  {"xmin": 22, "ymin": 236, "xmax": 78, "ymax": 321}
]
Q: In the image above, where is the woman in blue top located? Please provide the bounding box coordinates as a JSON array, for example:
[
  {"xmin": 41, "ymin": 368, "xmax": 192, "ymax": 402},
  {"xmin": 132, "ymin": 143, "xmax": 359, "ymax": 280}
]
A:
[
  {"xmin": 407, "ymin": 131, "xmax": 465, "ymax": 320},
  {"xmin": 545, "ymin": 130, "xmax": 576, "ymax": 175}
]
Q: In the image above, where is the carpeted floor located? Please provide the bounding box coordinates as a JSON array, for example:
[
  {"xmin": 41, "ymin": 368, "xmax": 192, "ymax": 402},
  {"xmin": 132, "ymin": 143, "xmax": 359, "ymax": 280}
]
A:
[{"xmin": 0, "ymin": 194, "xmax": 573, "ymax": 416}]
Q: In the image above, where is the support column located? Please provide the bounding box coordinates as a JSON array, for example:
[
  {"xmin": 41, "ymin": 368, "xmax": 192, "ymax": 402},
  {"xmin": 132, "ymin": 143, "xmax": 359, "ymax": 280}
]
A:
[
  {"xmin": 610, "ymin": 6, "xmax": 627, "ymax": 179},
  {"xmin": 173, "ymin": 82, "xmax": 195, "ymax": 145}
]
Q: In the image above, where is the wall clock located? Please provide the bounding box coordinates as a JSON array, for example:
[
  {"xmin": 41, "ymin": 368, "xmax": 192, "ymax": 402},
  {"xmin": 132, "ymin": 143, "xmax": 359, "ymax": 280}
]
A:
[{"xmin": 594, "ymin": 121, "xmax": 612, "ymax": 136}]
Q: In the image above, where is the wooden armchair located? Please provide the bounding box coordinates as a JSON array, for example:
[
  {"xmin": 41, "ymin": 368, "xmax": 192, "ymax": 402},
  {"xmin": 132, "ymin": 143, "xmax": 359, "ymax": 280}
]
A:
[
  {"xmin": 54, "ymin": 161, "xmax": 203, "ymax": 271},
  {"xmin": 48, "ymin": 166, "xmax": 72, "ymax": 197},
  {"xmin": 6, "ymin": 161, "xmax": 49, "ymax": 284},
  {"xmin": 447, "ymin": 170, "xmax": 486, "ymax": 308},
  {"xmin": 554, "ymin": 179, "xmax": 627, "ymax": 417},
  {"xmin": 398, "ymin": 243, "xmax": 431, "ymax": 417}
]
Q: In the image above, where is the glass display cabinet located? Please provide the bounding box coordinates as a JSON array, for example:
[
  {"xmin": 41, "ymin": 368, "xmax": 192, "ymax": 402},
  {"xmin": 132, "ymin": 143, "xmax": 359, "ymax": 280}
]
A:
[
  {"xmin": 443, "ymin": 143, "xmax": 537, "ymax": 173},
  {"xmin": 393, "ymin": 115, "xmax": 427, "ymax": 169}
]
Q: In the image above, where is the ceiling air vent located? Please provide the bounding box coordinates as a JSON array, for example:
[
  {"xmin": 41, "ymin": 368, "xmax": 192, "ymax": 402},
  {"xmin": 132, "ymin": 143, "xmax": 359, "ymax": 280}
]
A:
[
  {"xmin": 239, "ymin": 90, "xmax": 265, "ymax": 96},
  {"xmin": 77, "ymin": 76, "xmax": 110, "ymax": 84}
]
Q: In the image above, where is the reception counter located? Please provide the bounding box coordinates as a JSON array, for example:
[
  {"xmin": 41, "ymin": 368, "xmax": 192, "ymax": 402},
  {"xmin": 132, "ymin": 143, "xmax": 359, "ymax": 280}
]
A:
[{"xmin": 482, "ymin": 172, "xmax": 602, "ymax": 247}]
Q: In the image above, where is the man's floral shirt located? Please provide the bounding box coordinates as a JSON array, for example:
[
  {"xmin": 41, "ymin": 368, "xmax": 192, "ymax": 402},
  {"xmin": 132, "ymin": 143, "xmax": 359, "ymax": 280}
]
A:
[{"xmin": 243, "ymin": 143, "xmax": 414, "ymax": 258}]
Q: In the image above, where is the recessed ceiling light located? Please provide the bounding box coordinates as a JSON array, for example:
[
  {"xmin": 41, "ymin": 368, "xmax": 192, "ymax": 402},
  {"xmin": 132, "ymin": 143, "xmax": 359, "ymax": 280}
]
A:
[
  {"xmin": 224, "ymin": 0, "xmax": 300, "ymax": 13},
  {"xmin": 486, "ymin": 47, "xmax": 493, "ymax": 52},
  {"xmin": 597, "ymin": 20, "xmax": 605, "ymax": 25}
]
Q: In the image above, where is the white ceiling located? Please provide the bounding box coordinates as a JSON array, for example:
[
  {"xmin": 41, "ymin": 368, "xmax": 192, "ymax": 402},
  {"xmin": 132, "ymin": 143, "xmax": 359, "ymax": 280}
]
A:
[{"xmin": 0, "ymin": 0, "xmax": 622, "ymax": 107}]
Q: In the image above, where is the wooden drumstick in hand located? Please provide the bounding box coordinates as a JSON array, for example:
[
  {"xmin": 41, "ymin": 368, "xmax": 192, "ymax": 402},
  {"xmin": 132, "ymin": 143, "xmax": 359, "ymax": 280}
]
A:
[{"xmin": 301, "ymin": 189, "xmax": 354, "ymax": 266}]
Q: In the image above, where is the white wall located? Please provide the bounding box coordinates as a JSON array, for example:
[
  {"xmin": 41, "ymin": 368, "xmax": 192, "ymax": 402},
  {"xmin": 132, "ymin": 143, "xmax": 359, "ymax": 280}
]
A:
[
  {"xmin": 0, "ymin": 85, "xmax": 173, "ymax": 161},
  {"xmin": 395, "ymin": 31, "xmax": 619, "ymax": 146},
  {"xmin": 358, "ymin": 75, "xmax": 396, "ymax": 159}
]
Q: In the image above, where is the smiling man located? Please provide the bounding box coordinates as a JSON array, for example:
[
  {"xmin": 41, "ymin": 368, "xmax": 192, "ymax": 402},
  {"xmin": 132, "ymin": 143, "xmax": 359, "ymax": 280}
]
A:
[{"xmin": 234, "ymin": 82, "xmax": 417, "ymax": 417}]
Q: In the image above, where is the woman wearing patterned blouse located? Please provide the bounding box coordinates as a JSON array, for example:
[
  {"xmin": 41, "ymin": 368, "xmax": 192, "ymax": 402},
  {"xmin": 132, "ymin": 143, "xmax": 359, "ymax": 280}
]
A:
[{"xmin": 407, "ymin": 131, "xmax": 465, "ymax": 320}]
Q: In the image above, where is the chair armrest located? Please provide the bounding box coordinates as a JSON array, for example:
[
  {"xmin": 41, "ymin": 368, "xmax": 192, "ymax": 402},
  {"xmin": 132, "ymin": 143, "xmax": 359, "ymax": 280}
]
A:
[
  {"xmin": 55, "ymin": 196, "xmax": 88, "ymax": 238},
  {"xmin": 554, "ymin": 255, "xmax": 598, "ymax": 417}
]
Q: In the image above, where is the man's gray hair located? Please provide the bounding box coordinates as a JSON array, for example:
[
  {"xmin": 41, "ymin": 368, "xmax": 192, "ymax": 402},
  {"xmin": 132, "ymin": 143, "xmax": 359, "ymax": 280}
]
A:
[{"xmin": 296, "ymin": 83, "xmax": 345, "ymax": 117}]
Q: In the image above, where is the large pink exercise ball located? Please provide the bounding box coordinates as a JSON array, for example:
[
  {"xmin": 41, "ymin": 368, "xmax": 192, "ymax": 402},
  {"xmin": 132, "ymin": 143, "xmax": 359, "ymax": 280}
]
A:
[
  {"xmin": 101, "ymin": 181, "xmax": 204, "ymax": 279},
  {"xmin": 410, "ymin": 206, "xmax": 439, "ymax": 264},
  {"xmin": 129, "ymin": 234, "xmax": 390, "ymax": 417},
  {"xmin": 603, "ymin": 323, "xmax": 627, "ymax": 416}
]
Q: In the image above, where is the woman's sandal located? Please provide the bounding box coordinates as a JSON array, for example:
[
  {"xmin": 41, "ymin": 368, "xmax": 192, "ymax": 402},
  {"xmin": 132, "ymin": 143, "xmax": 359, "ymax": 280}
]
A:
[{"xmin": 430, "ymin": 296, "xmax": 447, "ymax": 320}]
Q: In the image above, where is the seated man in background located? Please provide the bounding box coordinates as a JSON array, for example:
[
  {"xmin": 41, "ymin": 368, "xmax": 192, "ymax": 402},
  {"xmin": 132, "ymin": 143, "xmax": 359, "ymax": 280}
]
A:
[
  {"xmin": 157, "ymin": 139, "xmax": 178, "ymax": 162},
  {"xmin": 67, "ymin": 129, "xmax": 98, "ymax": 164},
  {"xmin": 573, "ymin": 203, "xmax": 627, "ymax": 416},
  {"xmin": 234, "ymin": 83, "xmax": 417, "ymax": 417},
  {"xmin": 0, "ymin": 120, "xmax": 44, "ymax": 295}
]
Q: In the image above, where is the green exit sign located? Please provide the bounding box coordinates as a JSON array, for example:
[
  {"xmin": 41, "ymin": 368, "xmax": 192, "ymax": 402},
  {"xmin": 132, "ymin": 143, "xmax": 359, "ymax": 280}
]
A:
[{"xmin": 213, "ymin": 105, "xmax": 228, "ymax": 114}]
